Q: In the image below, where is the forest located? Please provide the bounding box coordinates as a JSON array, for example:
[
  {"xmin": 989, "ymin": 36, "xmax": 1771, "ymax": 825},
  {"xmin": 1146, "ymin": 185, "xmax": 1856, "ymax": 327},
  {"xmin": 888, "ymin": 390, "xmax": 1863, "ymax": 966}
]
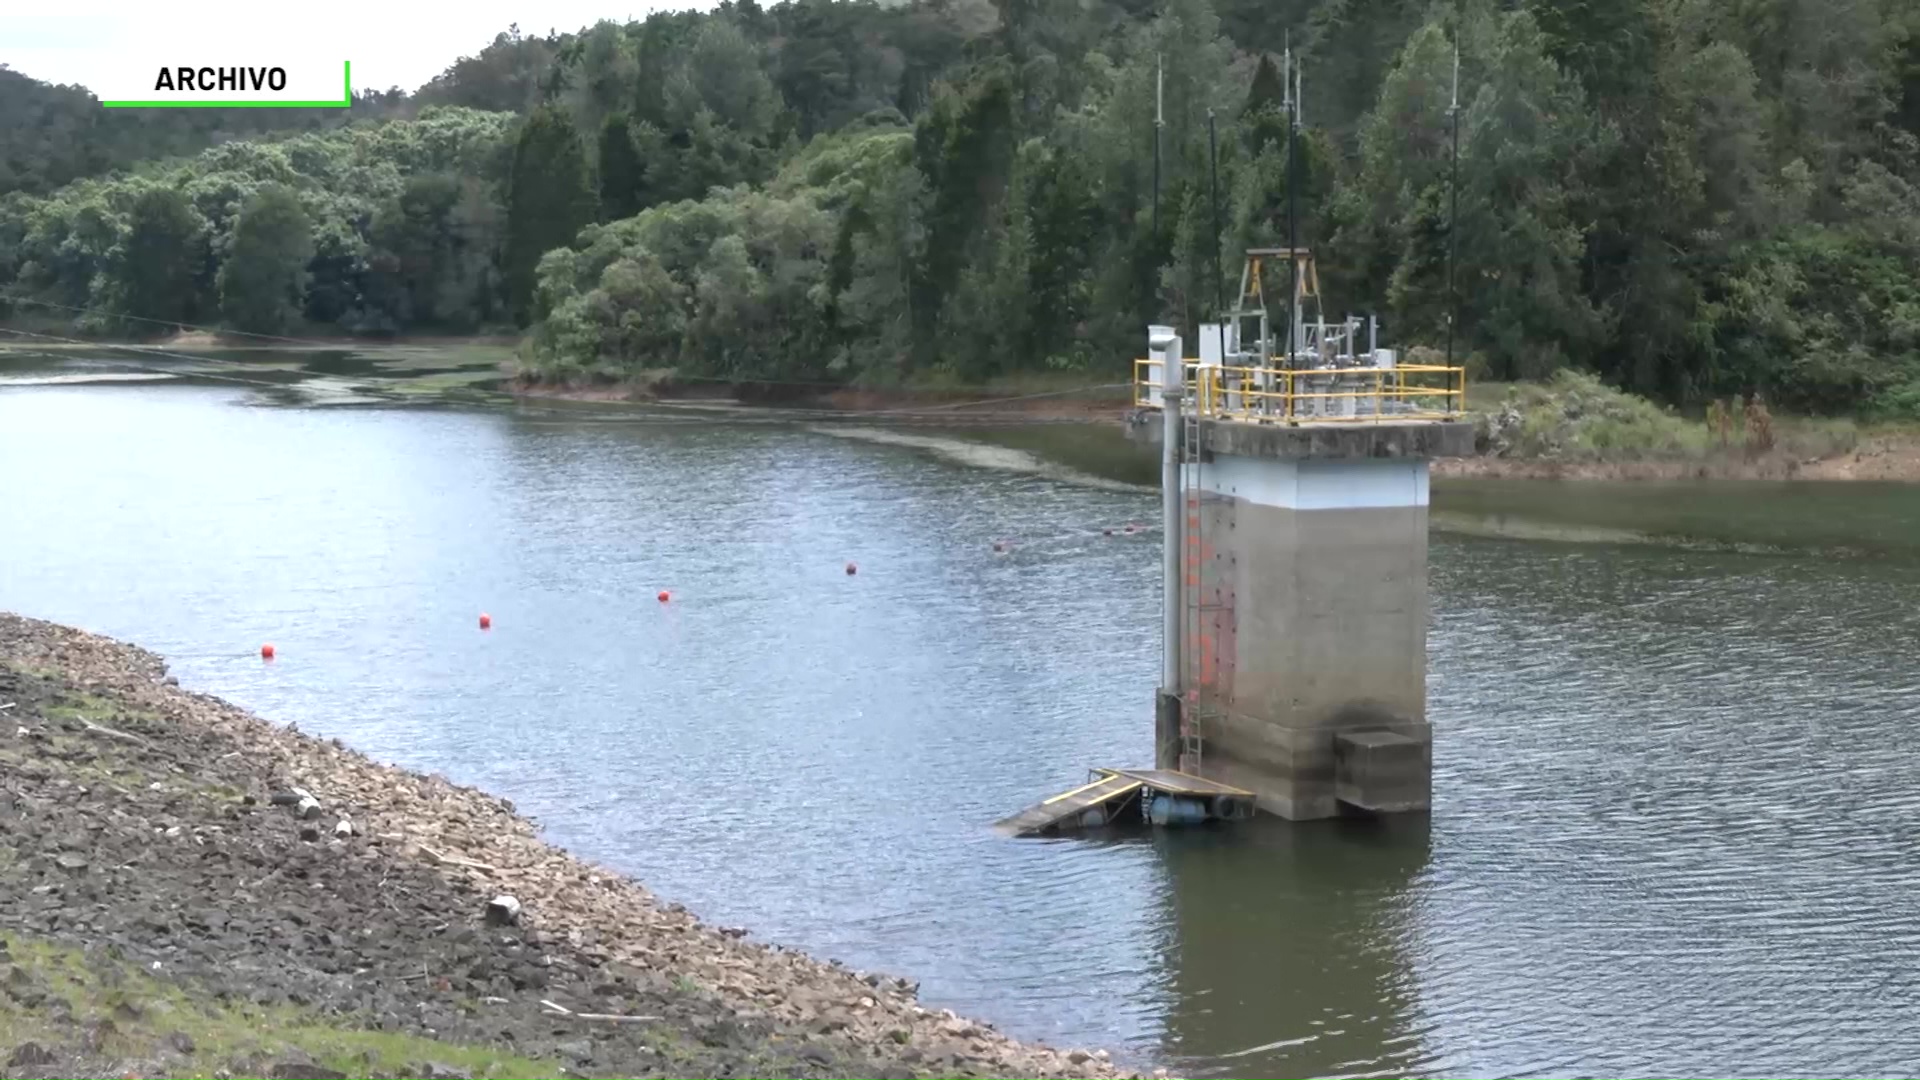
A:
[{"xmin": 1, "ymin": 0, "xmax": 1916, "ymax": 414}]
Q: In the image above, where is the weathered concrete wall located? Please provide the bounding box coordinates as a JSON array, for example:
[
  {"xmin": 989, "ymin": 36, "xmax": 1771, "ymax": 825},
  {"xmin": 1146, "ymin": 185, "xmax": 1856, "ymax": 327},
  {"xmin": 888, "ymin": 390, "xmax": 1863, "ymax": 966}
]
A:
[{"xmin": 1183, "ymin": 449, "xmax": 1435, "ymax": 820}]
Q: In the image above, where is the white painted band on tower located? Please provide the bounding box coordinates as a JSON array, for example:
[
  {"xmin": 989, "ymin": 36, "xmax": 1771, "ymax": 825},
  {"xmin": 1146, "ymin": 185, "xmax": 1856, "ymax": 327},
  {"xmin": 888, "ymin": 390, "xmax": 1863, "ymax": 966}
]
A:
[{"xmin": 1199, "ymin": 457, "xmax": 1429, "ymax": 511}]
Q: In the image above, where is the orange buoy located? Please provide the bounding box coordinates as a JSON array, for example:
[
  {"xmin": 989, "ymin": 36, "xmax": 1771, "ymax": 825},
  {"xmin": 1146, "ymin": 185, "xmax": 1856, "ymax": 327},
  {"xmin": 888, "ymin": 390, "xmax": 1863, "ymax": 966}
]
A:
[
  {"xmin": 260, "ymin": 643, "xmax": 275, "ymax": 660},
  {"xmin": 845, "ymin": 562, "xmax": 858, "ymax": 575},
  {"xmin": 1123, "ymin": 523, "xmax": 1137, "ymax": 535},
  {"xmin": 657, "ymin": 590, "xmax": 671, "ymax": 603},
  {"xmin": 479, "ymin": 613, "xmax": 492, "ymax": 630}
]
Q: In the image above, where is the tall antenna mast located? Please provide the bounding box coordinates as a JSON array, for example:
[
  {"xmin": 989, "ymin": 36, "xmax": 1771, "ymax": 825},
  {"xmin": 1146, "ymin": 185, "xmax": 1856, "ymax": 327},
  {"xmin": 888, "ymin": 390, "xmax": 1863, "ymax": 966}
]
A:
[
  {"xmin": 1282, "ymin": 35, "xmax": 1297, "ymax": 367},
  {"xmin": 1284, "ymin": 37, "xmax": 1299, "ymax": 367},
  {"xmin": 1445, "ymin": 39, "xmax": 1460, "ymax": 372}
]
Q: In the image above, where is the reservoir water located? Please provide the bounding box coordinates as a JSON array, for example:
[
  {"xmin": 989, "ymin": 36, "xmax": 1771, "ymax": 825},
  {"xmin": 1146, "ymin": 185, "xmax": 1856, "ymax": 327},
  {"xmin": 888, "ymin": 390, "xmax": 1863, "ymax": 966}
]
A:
[{"xmin": 5, "ymin": 369, "xmax": 1920, "ymax": 1078}]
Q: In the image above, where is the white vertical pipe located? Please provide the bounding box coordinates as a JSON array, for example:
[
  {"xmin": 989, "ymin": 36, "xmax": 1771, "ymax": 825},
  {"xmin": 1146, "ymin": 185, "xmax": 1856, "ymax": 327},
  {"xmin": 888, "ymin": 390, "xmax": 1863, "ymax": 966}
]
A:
[{"xmin": 1151, "ymin": 325, "xmax": 1183, "ymax": 693}]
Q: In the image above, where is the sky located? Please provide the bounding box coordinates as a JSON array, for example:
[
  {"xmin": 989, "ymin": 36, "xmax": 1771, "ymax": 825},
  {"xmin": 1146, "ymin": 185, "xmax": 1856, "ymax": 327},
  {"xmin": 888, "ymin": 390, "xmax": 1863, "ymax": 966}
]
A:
[{"xmin": 3, "ymin": 2, "xmax": 716, "ymax": 97}]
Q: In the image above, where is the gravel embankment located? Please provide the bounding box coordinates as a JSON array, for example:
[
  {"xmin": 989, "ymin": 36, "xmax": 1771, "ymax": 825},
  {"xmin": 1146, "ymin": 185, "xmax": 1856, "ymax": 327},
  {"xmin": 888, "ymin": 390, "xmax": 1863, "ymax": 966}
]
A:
[{"xmin": 0, "ymin": 612, "xmax": 1136, "ymax": 1079}]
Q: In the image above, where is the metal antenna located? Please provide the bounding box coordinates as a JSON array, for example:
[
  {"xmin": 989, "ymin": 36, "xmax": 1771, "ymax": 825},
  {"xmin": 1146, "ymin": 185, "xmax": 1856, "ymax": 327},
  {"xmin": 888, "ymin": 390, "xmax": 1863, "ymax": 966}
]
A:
[
  {"xmin": 1285, "ymin": 41, "xmax": 1299, "ymax": 367},
  {"xmin": 1445, "ymin": 39, "xmax": 1460, "ymax": 372},
  {"xmin": 1280, "ymin": 38, "xmax": 1292, "ymax": 365},
  {"xmin": 1282, "ymin": 33, "xmax": 1291, "ymax": 110}
]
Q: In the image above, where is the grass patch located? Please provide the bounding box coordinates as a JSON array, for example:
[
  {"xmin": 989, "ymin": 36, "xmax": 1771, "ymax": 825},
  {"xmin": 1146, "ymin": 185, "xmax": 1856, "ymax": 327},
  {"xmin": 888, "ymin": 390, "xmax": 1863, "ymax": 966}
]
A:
[
  {"xmin": 359, "ymin": 369, "xmax": 507, "ymax": 399},
  {"xmin": 361, "ymin": 345, "xmax": 516, "ymax": 372},
  {"xmin": 1470, "ymin": 370, "xmax": 1865, "ymax": 462},
  {"xmin": 1465, "ymin": 371, "xmax": 1913, "ymax": 464},
  {"xmin": 0, "ymin": 933, "xmax": 557, "ymax": 1078},
  {"xmin": 0, "ymin": 930, "xmax": 1021, "ymax": 1068},
  {"xmin": 1472, "ymin": 370, "xmax": 1709, "ymax": 459},
  {"xmin": 43, "ymin": 690, "xmax": 123, "ymax": 724},
  {"xmin": 2, "ymin": 660, "xmax": 64, "ymax": 681}
]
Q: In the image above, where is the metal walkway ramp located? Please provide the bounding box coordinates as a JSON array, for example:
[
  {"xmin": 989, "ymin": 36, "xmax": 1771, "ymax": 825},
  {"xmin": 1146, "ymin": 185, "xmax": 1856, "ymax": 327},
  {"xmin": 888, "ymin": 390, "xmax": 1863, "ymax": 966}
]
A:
[
  {"xmin": 993, "ymin": 773, "xmax": 1144, "ymax": 838},
  {"xmin": 993, "ymin": 768, "xmax": 1257, "ymax": 838}
]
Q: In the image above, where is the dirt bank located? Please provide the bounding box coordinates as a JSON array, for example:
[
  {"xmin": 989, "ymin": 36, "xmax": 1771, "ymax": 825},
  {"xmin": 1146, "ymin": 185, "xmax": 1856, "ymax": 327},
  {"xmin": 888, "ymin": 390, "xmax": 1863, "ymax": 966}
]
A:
[
  {"xmin": 149, "ymin": 331, "xmax": 523, "ymax": 351},
  {"xmin": 509, "ymin": 376, "xmax": 1920, "ymax": 480},
  {"xmin": 0, "ymin": 613, "xmax": 1135, "ymax": 1080},
  {"xmin": 505, "ymin": 375, "xmax": 1134, "ymax": 424}
]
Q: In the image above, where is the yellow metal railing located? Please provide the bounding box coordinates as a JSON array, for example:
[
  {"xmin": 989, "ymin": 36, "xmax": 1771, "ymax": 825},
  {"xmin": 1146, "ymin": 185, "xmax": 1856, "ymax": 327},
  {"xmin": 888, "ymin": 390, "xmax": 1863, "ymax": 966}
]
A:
[{"xmin": 1132, "ymin": 358, "xmax": 1465, "ymax": 425}]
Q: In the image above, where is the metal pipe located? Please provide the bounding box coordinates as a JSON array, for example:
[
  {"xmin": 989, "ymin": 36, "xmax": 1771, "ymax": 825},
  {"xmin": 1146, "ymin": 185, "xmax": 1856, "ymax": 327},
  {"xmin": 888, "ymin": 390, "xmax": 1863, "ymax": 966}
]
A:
[
  {"xmin": 1207, "ymin": 110, "xmax": 1229, "ymax": 378},
  {"xmin": 1208, "ymin": 108, "xmax": 1222, "ymax": 332},
  {"xmin": 1162, "ymin": 389, "xmax": 1182, "ymax": 693},
  {"xmin": 1150, "ymin": 326, "xmax": 1182, "ymax": 694}
]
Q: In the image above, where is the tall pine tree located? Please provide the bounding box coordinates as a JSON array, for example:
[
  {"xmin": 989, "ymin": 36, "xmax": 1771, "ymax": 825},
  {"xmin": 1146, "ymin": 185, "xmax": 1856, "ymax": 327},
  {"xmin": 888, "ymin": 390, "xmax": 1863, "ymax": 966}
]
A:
[
  {"xmin": 504, "ymin": 105, "xmax": 598, "ymax": 323},
  {"xmin": 598, "ymin": 112, "xmax": 646, "ymax": 221},
  {"xmin": 1244, "ymin": 53, "xmax": 1290, "ymax": 153}
]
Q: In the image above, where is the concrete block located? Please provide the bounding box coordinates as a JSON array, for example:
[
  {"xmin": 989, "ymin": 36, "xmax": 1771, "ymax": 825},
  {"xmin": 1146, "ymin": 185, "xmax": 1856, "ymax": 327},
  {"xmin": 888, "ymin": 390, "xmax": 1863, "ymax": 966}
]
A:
[
  {"xmin": 1334, "ymin": 730, "xmax": 1431, "ymax": 814},
  {"xmin": 1154, "ymin": 690, "xmax": 1182, "ymax": 772}
]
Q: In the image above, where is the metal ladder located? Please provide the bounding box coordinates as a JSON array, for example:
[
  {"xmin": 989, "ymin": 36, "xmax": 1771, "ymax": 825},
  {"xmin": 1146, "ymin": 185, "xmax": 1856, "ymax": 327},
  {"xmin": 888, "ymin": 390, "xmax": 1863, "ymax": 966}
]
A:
[{"xmin": 1178, "ymin": 379, "xmax": 1208, "ymax": 776}]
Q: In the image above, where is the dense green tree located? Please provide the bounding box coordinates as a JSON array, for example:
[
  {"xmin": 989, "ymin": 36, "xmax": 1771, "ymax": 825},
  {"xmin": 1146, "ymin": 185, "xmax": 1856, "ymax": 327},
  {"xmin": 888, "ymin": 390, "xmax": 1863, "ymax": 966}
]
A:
[
  {"xmin": 109, "ymin": 187, "xmax": 208, "ymax": 331},
  {"xmin": 1304, "ymin": 0, "xmax": 1432, "ymax": 154},
  {"xmin": 367, "ymin": 174, "xmax": 503, "ymax": 330},
  {"xmin": 414, "ymin": 24, "xmax": 560, "ymax": 113},
  {"xmin": 504, "ymin": 106, "xmax": 597, "ymax": 322},
  {"xmin": 1021, "ymin": 142, "xmax": 1101, "ymax": 366},
  {"xmin": 217, "ymin": 185, "xmax": 313, "ymax": 334},
  {"xmin": 0, "ymin": 69, "xmax": 413, "ymax": 199},
  {"xmin": 1216, "ymin": 0, "xmax": 1318, "ymax": 57},
  {"xmin": 2, "ymin": 0, "xmax": 1917, "ymax": 414}
]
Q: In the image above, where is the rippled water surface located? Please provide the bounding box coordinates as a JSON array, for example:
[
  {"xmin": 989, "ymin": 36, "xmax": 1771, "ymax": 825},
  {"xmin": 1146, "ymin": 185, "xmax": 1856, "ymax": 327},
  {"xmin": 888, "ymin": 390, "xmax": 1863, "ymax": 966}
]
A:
[{"xmin": 5, "ymin": 375, "xmax": 1920, "ymax": 1078}]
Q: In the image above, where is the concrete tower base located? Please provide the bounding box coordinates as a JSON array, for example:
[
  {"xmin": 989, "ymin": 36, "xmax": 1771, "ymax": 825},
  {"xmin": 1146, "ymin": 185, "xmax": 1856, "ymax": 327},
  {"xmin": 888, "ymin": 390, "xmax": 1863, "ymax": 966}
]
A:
[{"xmin": 1130, "ymin": 415, "xmax": 1472, "ymax": 821}]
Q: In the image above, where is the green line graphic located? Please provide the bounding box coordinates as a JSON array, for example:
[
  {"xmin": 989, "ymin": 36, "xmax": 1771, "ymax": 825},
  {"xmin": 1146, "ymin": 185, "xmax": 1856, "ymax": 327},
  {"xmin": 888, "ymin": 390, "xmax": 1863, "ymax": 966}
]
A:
[{"xmin": 101, "ymin": 61, "xmax": 351, "ymax": 108}]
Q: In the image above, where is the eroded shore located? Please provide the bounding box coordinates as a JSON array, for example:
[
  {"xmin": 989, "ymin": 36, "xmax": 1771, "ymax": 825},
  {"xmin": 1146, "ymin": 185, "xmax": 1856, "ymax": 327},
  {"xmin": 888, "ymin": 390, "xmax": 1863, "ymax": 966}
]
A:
[
  {"xmin": 507, "ymin": 379, "xmax": 1920, "ymax": 485},
  {"xmin": 0, "ymin": 613, "xmax": 1133, "ymax": 1080}
]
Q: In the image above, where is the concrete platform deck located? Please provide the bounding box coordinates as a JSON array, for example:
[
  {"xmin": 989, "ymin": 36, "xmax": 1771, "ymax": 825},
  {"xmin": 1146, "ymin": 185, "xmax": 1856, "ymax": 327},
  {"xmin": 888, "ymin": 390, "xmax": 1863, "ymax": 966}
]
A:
[{"xmin": 1097, "ymin": 768, "xmax": 1251, "ymax": 797}]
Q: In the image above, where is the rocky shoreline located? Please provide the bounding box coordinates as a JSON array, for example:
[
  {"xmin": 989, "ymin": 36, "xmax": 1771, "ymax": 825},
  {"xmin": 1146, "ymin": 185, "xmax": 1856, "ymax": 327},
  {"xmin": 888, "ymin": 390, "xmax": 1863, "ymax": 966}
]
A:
[{"xmin": 0, "ymin": 613, "xmax": 1134, "ymax": 1080}]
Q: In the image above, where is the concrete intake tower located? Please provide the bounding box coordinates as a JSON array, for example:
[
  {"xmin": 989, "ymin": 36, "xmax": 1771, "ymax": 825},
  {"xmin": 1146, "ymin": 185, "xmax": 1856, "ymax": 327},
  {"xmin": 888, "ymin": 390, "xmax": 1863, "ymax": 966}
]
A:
[{"xmin": 1129, "ymin": 248, "xmax": 1473, "ymax": 822}]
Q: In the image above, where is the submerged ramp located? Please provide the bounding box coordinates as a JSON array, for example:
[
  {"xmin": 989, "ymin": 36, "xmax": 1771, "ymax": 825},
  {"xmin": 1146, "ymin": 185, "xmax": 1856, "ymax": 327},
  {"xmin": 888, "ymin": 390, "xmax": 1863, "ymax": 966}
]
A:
[{"xmin": 993, "ymin": 773, "xmax": 1144, "ymax": 837}]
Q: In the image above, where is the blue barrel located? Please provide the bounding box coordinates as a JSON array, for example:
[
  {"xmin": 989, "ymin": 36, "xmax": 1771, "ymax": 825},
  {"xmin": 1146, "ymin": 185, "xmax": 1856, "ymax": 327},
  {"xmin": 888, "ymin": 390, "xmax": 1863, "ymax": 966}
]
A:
[
  {"xmin": 1149, "ymin": 796, "xmax": 1209, "ymax": 826},
  {"xmin": 1079, "ymin": 808, "xmax": 1106, "ymax": 829}
]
